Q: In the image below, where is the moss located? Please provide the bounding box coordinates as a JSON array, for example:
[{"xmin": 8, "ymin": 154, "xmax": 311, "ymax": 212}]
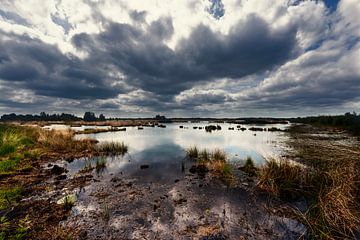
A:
[{"xmin": 0, "ymin": 159, "xmax": 18, "ymax": 174}]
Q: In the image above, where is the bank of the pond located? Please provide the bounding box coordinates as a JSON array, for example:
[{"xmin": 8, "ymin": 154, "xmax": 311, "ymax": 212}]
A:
[{"xmin": 0, "ymin": 123, "xmax": 128, "ymax": 239}]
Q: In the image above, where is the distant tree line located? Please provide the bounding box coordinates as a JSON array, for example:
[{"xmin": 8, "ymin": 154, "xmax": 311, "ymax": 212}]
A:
[
  {"xmin": 0, "ymin": 112, "xmax": 107, "ymax": 122},
  {"xmin": 290, "ymin": 112, "xmax": 360, "ymax": 135}
]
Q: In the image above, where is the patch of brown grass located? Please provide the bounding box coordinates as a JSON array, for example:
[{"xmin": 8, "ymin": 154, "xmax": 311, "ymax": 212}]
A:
[
  {"xmin": 38, "ymin": 129, "xmax": 95, "ymax": 153},
  {"xmin": 258, "ymin": 158, "xmax": 360, "ymax": 239},
  {"xmin": 258, "ymin": 159, "xmax": 311, "ymax": 198}
]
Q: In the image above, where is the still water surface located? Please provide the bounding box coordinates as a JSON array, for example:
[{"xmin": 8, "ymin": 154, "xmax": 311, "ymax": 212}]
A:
[{"xmin": 73, "ymin": 122, "xmax": 288, "ymax": 167}]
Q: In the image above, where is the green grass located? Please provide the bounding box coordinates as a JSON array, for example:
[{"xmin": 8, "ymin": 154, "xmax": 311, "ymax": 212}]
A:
[
  {"xmin": 186, "ymin": 147, "xmax": 233, "ymax": 181},
  {"xmin": 222, "ymin": 163, "xmax": 232, "ymax": 175},
  {"xmin": 0, "ymin": 187, "xmax": 23, "ymax": 210},
  {"xmin": 63, "ymin": 195, "xmax": 75, "ymax": 211},
  {"xmin": 0, "ymin": 144, "xmax": 16, "ymax": 156},
  {"xmin": 0, "ymin": 215, "xmax": 31, "ymax": 240},
  {"xmin": 186, "ymin": 147, "xmax": 226, "ymax": 163},
  {"xmin": 0, "ymin": 159, "xmax": 19, "ymax": 174}
]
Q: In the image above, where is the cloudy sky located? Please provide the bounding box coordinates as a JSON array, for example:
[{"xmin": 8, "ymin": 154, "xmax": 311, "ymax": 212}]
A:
[{"xmin": 0, "ymin": 0, "xmax": 359, "ymax": 117}]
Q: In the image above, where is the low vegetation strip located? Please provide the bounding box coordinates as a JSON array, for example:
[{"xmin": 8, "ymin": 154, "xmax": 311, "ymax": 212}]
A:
[
  {"xmin": 290, "ymin": 112, "xmax": 360, "ymax": 135},
  {"xmin": 258, "ymin": 125, "xmax": 360, "ymax": 239}
]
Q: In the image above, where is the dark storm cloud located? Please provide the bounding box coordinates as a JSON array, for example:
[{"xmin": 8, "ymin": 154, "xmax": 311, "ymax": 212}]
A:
[
  {"xmin": 72, "ymin": 14, "xmax": 297, "ymax": 96},
  {"xmin": 241, "ymin": 45, "xmax": 360, "ymax": 110},
  {"xmin": 0, "ymin": 31, "xmax": 124, "ymax": 99},
  {"xmin": 149, "ymin": 17, "xmax": 174, "ymax": 40}
]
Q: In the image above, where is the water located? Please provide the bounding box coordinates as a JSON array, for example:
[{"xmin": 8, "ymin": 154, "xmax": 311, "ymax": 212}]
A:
[
  {"xmin": 66, "ymin": 122, "xmax": 287, "ymax": 171},
  {"xmin": 55, "ymin": 122, "xmax": 298, "ymax": 239}
]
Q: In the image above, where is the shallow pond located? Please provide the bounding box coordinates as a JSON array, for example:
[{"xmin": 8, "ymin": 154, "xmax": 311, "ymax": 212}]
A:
[
  {"xmin": 52, "ymin": 122, "xmax": 289, "ymax": 178},
  {"xmin": 48, "ymin": 122, "xmax": 305, "ymax": 239}
]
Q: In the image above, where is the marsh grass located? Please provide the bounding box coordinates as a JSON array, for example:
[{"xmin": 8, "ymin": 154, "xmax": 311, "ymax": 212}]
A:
[
  {"xmin": 186, "ymin": 147, "xmax": 226, "ymax": 163},
  {"xmin": 186, "ymin": 147, "xmax": 232, "ymax": 179},
  {"xmin": 258, "ymin": 159, "xmax": 310, "ymax": 199},
  {"xmin": 63, "ymin": 195, "xmax": 75, "ymax": 211},
  {"xmin": 95, "ymin": 157, "xmax": 107, "ymax": 171},
  {"xmin": 0, "ymin": 127, "xmax": 34, "ymax": 157},
  {"xmin": 186, "ymin": 146, "xmax": 198, "ymax": 159},
  {"xmin": 199, "ymin": 149, "xmax": 210, "ymax": 162},
  {"xmin": 95, "ymin": 141, "xmax": 128, "ymax": 155},
  {"xmin": 38, "ymin": 129, "xmax": 94, "ymax": 152},
  {"xmin": 258, "ymin": 159, "xmax": 360, "ymax": 238},
  {"xmin": 212, "ymin": 149, "xmax": 226, "ymax": 162},
  {"xmin": 0, "ymin": 187, "xmax": 23, "ymax": 210},
  {"xmin": 240, "ymin": 156, "xmax": 257, "ymax": 176}
]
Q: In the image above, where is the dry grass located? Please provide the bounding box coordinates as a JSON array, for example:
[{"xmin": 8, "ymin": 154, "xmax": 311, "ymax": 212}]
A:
[
  {"xmin": 38, "ymin": 129, "xmax": 95, "ymax": 153},
  {"xmin": 312, "ymin": 164, "xmax": 360, "ymax": 238},
  {"xmin": 258, "ymin": 159, "xmax": 311, "ymax": 198},
  {"xmin": 258, "ymin": 157, "xmax": 360, "ymax": 239}
]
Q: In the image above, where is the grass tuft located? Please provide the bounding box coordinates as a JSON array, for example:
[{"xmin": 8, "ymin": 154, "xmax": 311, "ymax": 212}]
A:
[
  {"xmin": 186, "ymin": 146, "xmax": 198, "ymax": 159},
  {"xmin": 186, "ymin": 147, "xmax": 232, "ymax": 181},
  {"xmin": 95, "ymin": 141, "xmax": 128, "ymax": 155},
  {"xmin": 95, "ymin": 157, "xmax": 107, "ymax": 171},
  {"xmin": 212, "ymin": 149, "xmax": 226, "ymax": 162},
  {"xmin": 258, "ymin": 159, "xmax": 360, "ymax": 238},
  {"xmin": 240, "ymin": 156, "xmax": 257, "ymax": 176}
]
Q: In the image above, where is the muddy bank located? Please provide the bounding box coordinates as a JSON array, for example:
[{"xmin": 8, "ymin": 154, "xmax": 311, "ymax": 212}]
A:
[{"xmin": 62, "ymin": 163, "xmax": 305, "ymax": 240}]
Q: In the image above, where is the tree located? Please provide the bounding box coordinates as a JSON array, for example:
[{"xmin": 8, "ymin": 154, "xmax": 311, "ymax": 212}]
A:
[
  {"xmin": 99, "ymin": 114, "xmax": 106, "ymax": 121},
  {"xmin": 83, "ymin": 112, "xmax": 96, "ymax": 122}
]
